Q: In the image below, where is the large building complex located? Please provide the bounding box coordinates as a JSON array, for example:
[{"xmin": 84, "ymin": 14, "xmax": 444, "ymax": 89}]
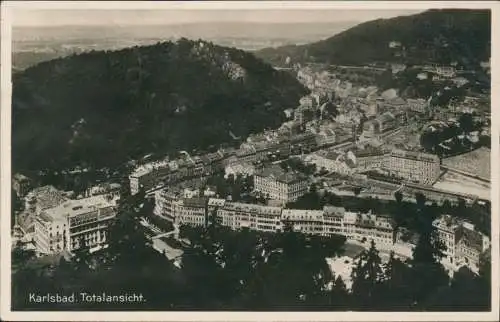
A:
[
  {"xmin": 383, "ymin": 149, "xmax": 441, "ymax": 185},
  {"xmin": 253, "ymin": 165, "xmax": 309, "ymax": 203},
  {"xmin": 433, "ymin": 215, "xmax": 490, "ymax": 271},
  {"xmin": 153, "ymin": 193, "xmax": 395, "ymax": 247},
  {"xmin": 34, "ymin": 195, "xmax": 117, "ymax": 255}
]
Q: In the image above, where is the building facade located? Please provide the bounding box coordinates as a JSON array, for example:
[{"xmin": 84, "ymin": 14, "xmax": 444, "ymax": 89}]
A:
[
  {"xmin": 384, "ymin": 149, "xmax": 441, "ymax": 185},
  {"xmin": 433, "ymin": 215, "xmax": 490, "ymax": 271},
  {"xmin": 407, "ymin": 98, "xmax": 430, "ymax": 114},
  {"xmin": 254, "ymin": 166, "xmax": 309, "ymax": 203},
  {"xmin": 34, "ymin": 195, "xmax": 117, "ymax": 255}
]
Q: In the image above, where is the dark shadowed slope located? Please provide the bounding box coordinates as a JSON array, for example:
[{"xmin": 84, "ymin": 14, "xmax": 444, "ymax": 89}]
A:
[
  {"xmin": 12, "ymin": 38, "xmax": 308, "ymax": 173},
  {"xmin": 256, "ymin": 9, "xmax": 490, "ymax": 68}
]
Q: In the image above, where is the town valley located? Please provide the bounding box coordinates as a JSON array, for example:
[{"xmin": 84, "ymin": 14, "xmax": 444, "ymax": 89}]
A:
[{"xmin": 10, "ymin": 8, "xmax": 493, "ymax": 312}]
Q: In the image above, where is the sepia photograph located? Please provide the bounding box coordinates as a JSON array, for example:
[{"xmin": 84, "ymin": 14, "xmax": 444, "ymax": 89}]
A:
[{"xmin": 0, "ymin": 1, "xmax": 498, "ymax": 321}]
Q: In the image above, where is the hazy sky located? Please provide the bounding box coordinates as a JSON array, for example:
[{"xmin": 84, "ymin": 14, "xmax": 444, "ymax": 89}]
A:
[{"xmin": 12, "ymin": 8, "xmax": 423, "ymax": 27}]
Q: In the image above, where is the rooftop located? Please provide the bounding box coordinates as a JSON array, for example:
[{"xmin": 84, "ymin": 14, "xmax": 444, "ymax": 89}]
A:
[
  {"xmin": 42, "ymin": 195, "xmax": 116, "ymax": 222},
  {"xmin": 282, "ymin": 209, "xmax": 324, "ymax": 221},
  {"xmin": 222, "ymin": 202, "xmax": 282, "ymax": 216},
  {"xmin": 26, "ymin": 186, "xmax": 68, "ymax": 211},
  {"xmin": 208, "ymin": 198, "xmax": 226, "ymax": 207},
  {"xmin": 255, "ymin": 165, "xmax": 308, "ymax": 184},
  {"xmin": 182, "ymin": 197, "xmax": 207, "ymax": 209},
  {"xmin": 390, "ymin": 149, "xmax": 440, "ymax": 163},
  {"xmin": 458, "ymin": 226, "xmax": 484, "ymax": 253},
  {"xmin": 323, "ymin": 206, "xmax": 346, "ymax": 217}
]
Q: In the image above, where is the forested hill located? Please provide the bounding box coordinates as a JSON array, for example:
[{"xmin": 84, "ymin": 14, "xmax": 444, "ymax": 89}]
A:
[
  {"xmin": 12, "ymin": 38, "xmax": 308, "ymax": 173},
  {"xmin": 255, "ymin": 9, "xmax": 490, "ymax": 68}
]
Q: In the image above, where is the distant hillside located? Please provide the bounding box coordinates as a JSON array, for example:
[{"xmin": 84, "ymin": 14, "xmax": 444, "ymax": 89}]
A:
[
  {"xmin": 256, "ymin": 9, "xmax": 490, "ymax": 68},
  {"xmin": 12, "ymin": 39, "xmax": 308, "ymax": 173},
  {"xmin": 12, "ymin": 22, "xmax": 354, "ymax": 71}
]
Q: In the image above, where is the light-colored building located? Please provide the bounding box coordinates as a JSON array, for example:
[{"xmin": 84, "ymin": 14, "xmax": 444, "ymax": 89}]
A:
[
  {"xmin": 281, "ymin": 209, "xmax": 324, "ymax": 235},
  {"xmin": 25, "ymin": 186, "xmax": 69, "ymax": 217},
  {"xmin": 348, "ymin": 147, "xmax": 387, "ymax": 172},
  {"xmin": 353, "ymin": 212, "xmax": 394, "ymax": 246},
  {"xmin": 435, "ymin": 66, "xmax": 456, "ymax": 78},
  {"xmin": 300, "ymin": 95, "xmax": 315, "ymax": 108},
  {"xmin": 254, "ymin": 165, "xmax": 309, "ymax": 203},
  {"xmin": 451, "ymin": 77, "xmax": 469, "ymax": 88},
  {"xmin": 417, "ymin": 72, "xmax": 428, "ymax": 80},
  {"xmin": 384, "ymin": 149, "xmax": 441, "ymax": 185},
  {"xmin": 315, "ymin": 129, "xmax": 337, "ymax": 147},
  {"xmin": 303, "ymin": 151, "xmax": 355, "ymax": 175},
  {"xmin": 388, "ymin": 41, "xmax": 402, "ymax": 48},
  {"xmin": 433, "ymin": 215, "xmax": 490, "ymax": 271},
  {"xmin": 224, "ymin": 161, "xmax": 256, "ymax": 179},
  {"xmin": 176, "ymin": 198, "xmax": 207, "ymax": 227},
  {"xmin": 391, "ymin": 63, "xmax": 407, "ymax": 74},
  {"xmin": 34, "ymin": 195, "xmax": 117, "ymax": 255},
  {"xmin": 154, "ymin": 190, "xmax": 181, "ymax": 221},
  {"xmin": 130, "ymin": 150, "xmax": 231, "ymax": 194},
  {"xmin": 217, "ymin": 202, "xmax": 282, "ymax": 232},
  {"xmin": 407, "ymin": 98, "xmax": 430, "ymax": 113},
  {"xmin": 323, "ymin": 206, "xmax": 346, "ymax": 237}
]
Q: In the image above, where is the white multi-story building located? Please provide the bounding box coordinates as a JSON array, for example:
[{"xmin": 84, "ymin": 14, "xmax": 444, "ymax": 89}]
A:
[
  {"xmin": 217, "ymin": 202, "xmax": 282, "ymax": 232},
  {"xmin": 129, "ymin": 160, "xmax": 172, "ymax": 195},
  {"xmin": 384, "ymin": 149, "xmax": 441, "ymax": 185},
  {"xmin": 281, "ymin": 209, "xmax": 324, "ymax": 235},
  {"xmin": 433, "ymin": 215, "xmax": 490, "ymax": 271},
  {"xmin": 34, "ymin": 195, "xmax": 117, "ymax": 255},
  {"xmin": 348, "ymin": 148, "xmax": 387, "ymax": 172},
  {"xmin": 254, "ymin": 165, "xmax": 309, "ymax": 203},
  {"xmin": 303, "ymin": 151, "xmax": 354, "ymax": 175},
  {"xmin": 224, "ymin": 161, "xmax": 256, "ymax": 179},
  {"xmin": 323, "ymin": 206, "xmax": 346, "ymax": 237},
  {"xmin": 176, "ymin": 198, "xmax": 207, "ymax": 227},
  {"xmin": 407, "ymin": 98, "xmax": 430, "ymax": 113},
  {"xmin": 154, "ymin": 190, "xmax": 182, "ymax": 221}
]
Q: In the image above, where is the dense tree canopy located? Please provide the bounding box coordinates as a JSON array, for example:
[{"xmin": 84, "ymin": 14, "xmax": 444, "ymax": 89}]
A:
[
  {"xmin": 13, "ymin": 39, "xmax": 308, "ymax": 174},
  {"xmin": 256, "ymin": 9, "xmax": 490, "ymax": 68}
]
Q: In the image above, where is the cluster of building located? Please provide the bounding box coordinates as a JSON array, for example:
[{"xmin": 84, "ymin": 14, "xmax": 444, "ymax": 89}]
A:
[
  {"xmin": 128, "ymin": 117, "xmax": 350, "ymax": 195},
  {"xmin": 433, "ymin": 214, "xmax": 490, "ymax": 272},
  {"xmin": 12, "ymin": 183, "xmax": 122, "ymax": 256},
  {"xmin": 303, "ymin": 147, "xmax": 441, "ymax": 186},
  {"xmin": 154, "ymin": 191, "xmax": 395, "ymax": 246}
]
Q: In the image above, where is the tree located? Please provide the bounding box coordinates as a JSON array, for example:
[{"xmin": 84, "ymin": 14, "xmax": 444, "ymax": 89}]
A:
[
  {"xmin": 11, "ymin": 241, "xmax": 36, "ymax": 269},
  {"xmin": 459, "ymin": 113, "xmax": 474, "ymax": 135},
  {"xmin": 378, "ymin": 251, "xmax": 414, "ymax": 310},
  {"xmin": 393, "ymin": 191, "xmax": 405, "ymax": 228},
  {"xmin": 422, "ymin": 266, "xmax": 490, "ymax": 311},
  {"xmin": 409, "ymin": 192, "xmax": 449, "ymax": 308},
  {"xmin": 11, "ymin": 187, "xmax": 24, "ymax": 228},
  {"xmin": 351, "ymin": 240, "xmax": 385, "ymax": 310},
  {"xmin": 394, "ymin": 191, "xmax": 403, "ymax": 204},
  {"xmin": 327, "ymin": 275, "xmax": 350, "ymax": 310}
]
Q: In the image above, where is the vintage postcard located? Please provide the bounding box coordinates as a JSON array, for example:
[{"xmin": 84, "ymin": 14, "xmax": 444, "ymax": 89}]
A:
[{"xmin": 1, "ymin": 1, "xmax": 498, "ymax": 321}]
